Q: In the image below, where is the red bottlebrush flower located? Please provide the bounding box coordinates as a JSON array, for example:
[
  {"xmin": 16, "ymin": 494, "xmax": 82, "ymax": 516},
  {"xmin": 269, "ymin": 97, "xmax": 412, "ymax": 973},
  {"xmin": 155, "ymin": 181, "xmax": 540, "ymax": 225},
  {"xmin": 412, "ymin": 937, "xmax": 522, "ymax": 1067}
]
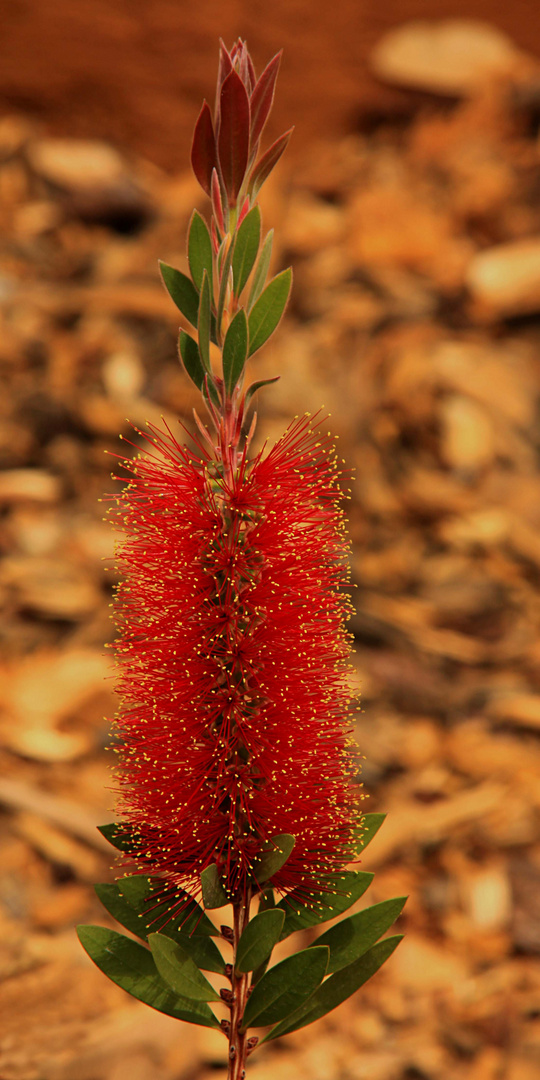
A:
[{"xmin": 111, "ymin": 413, "xmax": 362, "ymax": 905}]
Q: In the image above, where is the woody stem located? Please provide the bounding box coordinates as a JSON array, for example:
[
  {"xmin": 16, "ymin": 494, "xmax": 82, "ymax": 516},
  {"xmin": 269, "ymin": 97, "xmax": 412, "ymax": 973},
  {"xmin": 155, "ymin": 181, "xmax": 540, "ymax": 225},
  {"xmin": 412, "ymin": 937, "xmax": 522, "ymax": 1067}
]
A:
[{"xmin": 227, "ymin": 895, "xmax": 251, "ymax": 1080}]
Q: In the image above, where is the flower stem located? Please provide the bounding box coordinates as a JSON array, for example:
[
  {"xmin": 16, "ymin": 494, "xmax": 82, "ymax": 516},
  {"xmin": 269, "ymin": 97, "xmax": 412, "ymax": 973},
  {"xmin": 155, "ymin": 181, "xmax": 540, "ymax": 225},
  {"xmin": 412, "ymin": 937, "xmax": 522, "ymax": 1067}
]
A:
[{"xmin": 227, "ymin": 895, "xmax": 251, "ymax": 1080}]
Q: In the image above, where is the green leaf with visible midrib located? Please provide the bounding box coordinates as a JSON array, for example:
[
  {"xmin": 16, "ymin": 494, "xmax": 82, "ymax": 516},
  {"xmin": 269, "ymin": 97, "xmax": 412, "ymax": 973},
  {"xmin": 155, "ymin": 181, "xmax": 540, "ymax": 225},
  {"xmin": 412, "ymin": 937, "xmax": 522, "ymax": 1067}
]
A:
[
  {"xmin": 77, "ymin": 925, "xmax": 221, "ymax": 1029},
  {"xmin": 315, "ymin": 897, "xmax": 407, "ymax": 974},
  {"xmin": 277, "ymin": 870, "xmax": 374, "ymax": 938},
  {"xmin": 264, "ymin": 935, "xmax": 403, "ymax": 1041},
  {"xmin": 222, "ymin": 309, "xmax": 248, "ymax": 395},
  {"xmin": 188, "ymin": 210, "xmax": 213, "ymax": 294},
  {"xmin": 235, "ymin": 909, "xmax": 285, "ymax": 973},
  {"xmin": 248, "ymin": 267, "xmax": 291, "ymax": 356},
  {"xmin": 148, "ymin": 934, "xmax": 221, "ymax": 1001},
  {"xmin": 95, "ymin": 882, "xmax": 148, "ymax": 941},
  {"xmin": 240, "ymin": 945, "xmax": 329, "ymax": 1031},
  {"xmin": 159, "ymin": 262, "xmax": 199, "ymax": 328},
  {"xmin": 178, "ymin": 330, "xmax": 206, "ymax": 390},
  {"xmin": 232, "ymin": 205, "xmax": 261, "ymax": 298}
]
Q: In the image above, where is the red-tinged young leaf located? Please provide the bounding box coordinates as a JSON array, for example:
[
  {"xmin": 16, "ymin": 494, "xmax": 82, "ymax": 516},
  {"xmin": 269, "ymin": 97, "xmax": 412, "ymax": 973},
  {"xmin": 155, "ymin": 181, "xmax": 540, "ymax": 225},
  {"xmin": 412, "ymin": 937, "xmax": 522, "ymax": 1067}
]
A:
[
  {"xmin": 248, "ymin": 267, "xmax": 292, "ymax": 356},
  {"xmin": 250, "ymin": 52, "xmax": 282, "ymax": 150},
  {"xmin": 216, "ymin": 38, "xmax": 233, "ymax": 112},
  {"xmin": 264, "ymin": 936, "xmax": 403, "ymax": 1041},
  {"xmin": 240, "ymin": 945, "xmax": 329, "ymax": 1030},
  {"xmin": 218, "ymin": 70, "xmax": 250, "ymax": 203},
  {"xmin": 232, "ymin": 205, "xmax": 261, "ymax": 298},
  {"xmin": 247, "ymin": 229, "xmax": 273, "ymax": 311},
  {"xmin": 188, "ymin": 210, "xmax": 214, "ymax": 295},
  {"xmin": 249, "ymin": 128, "xmax": 293, "ymax": 202},
  {"xmin": 235, "ymin": 909, "xmax": 285, "ymax": 973},
  {"xmin": 211, "ymin": 168, "xmax": 225, "ymax": 234},
  {"xmin": 77, "ymin": 925, "xmax": 221, "ymax": 1029},
  {"xmin": 191, "ymin": 101, "xmax": 216, "ymax": 196},
  {"xmin": 223, "ymin": 309, "xmax": 248, "ymax": 395},
  {"xmin": 179, "ymin": 330, "xmax": 206, "ymax": 391},
  {"xmin": 216, "ymin": 241, "xmax": 233, "ymax": 335},
  {"xmin": 148, "ymin": 934, "xmax": 221, "ymax": 1001}
]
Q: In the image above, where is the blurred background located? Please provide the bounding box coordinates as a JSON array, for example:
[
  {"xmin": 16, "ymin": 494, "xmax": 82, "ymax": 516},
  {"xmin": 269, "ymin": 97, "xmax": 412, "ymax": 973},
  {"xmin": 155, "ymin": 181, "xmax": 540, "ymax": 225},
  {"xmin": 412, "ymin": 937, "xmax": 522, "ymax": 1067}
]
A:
[{"xmin": 1, "ymin": 2, "xmax": 540, "ymax": 1079}]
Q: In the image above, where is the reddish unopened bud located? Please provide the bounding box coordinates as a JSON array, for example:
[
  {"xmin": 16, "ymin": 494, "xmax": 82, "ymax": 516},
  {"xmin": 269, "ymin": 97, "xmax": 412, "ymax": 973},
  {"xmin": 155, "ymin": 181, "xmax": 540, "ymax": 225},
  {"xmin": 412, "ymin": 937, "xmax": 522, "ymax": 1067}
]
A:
[{"xmin": 246, "ymin": 1037, "xmax": 259, "ymax": 1056}]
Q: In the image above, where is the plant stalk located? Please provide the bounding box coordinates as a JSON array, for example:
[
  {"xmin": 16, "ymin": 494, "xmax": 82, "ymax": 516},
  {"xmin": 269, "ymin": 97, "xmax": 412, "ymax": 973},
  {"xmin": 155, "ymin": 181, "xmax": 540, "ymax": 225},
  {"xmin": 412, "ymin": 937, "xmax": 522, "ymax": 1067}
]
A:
[{"xmin": 227, "ymin": 895, "xmax": 251, "ymax": 1080}]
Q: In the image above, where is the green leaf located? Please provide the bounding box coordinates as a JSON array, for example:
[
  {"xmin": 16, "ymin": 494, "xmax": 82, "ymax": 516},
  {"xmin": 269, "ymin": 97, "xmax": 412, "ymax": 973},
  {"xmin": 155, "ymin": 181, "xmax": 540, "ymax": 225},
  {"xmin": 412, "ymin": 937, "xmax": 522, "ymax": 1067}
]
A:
[
  {"xmin": 77, "ymin": 925, "xmax": 221, "ymax": 1029},
  {"xmin": 247, "ymin": 229, "xmax": 273, "ymax": 311},
  {"xmin": 197, "ymin": 269, "xmax": 211, "ymax": 372},
  {"xmin": 97, "ymin": 822, "xmax": 137, "ymax": 854},
  {"xmin": 118, "ymin": 875, "xmax": 217, "ymax": 937},
  {"xmin": 258, "ymin": 887, "xmax": 275, "ymax": 912},
  {"xmin": 240, "ymin": 946, "xmax": 328, "ymax": 1031},
  {"xmin": 148, "ymin": 934, "xmax": 221, "ymax": 1001},
  {"xmin": 351, "ymin": 813, "xmax": 387, "ymax": 856},
  {"xmin": 244, "ymin": 376, "xmax": 280, "ymax": 408},
  {"xmin": 178, "ymin": 330, "xmax": 206, "ymax": 390},
  {"xmin": 264, "ymin": 936, "xmax": 403, "ymax": 1041},
  {"xmin": 96, "ymin": 879, "xmax": 224, "ymax": 972},
  {"xmin": 159, "ymin": 261, "xmax": 200, "ymax": 328},
  {"xmin": 188, "ymin": 210, "xmax": 214, "ymax": 295},
  {"xmin": 252, "ymin": 834, "xmax": 295, "ymax": 884},
  {"xmin": 232, "ymin": 205, "xmax": 261, "ymax": 297},
  {"xmin": 95, "ymin": 882, "xmax": 147, "ymax": 941},
  {"xmin": 223, "ymin": 309, "xmax": 248, "ymax": 395},
  {"xmin": 248, "ymin": 268, "xmax": 292, "ymax": 356},
  {"xmin": 235, "ymin": 909, "xmax": 285, "ymax": 974},
  {"xmin": 200, "ymin": 864, "xmax": 228, "ymax": 909},
  {"xmin": 315, "ymin": 897, "xmax": 407, "ymax": 974},
  {"xmin": 277, "ymin": 871, "xmax": 374, "ymax": 939}
]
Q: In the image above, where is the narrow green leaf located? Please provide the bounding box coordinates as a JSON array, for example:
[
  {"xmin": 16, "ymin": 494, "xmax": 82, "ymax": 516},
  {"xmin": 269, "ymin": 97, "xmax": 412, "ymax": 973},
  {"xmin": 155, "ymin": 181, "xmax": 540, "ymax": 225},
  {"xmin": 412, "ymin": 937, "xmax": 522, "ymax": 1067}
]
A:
[
  {"xmin": 253, "ymin": 834, "xmax": 295, "ymax": 884},
  {"xmin": 264, "ymin": 936, "xmax": 403, "ymax": 1041},
  {"xmin": 77, "ymin": 925, "xmax": 221, "ymax": 1029},
  {"xmin": 240, "ymin": 946, "xmax": 328, "ymax": 1031},
  {"xmin": 232, "ymin": 205, "xmax": 261, "ymax": 297},
  {"xmin": 247, "ymin": 229, "xmax": 273, "ymax": 312},
  {"xmin": 351, "ymin": 813, "xmax": 387, "ymax": 856},
  {"xmin": 148, "ymin": 934, "xmax": 221, "ymax": 1001},
  {"xmin": 315, "ymin": 897, "xmax": 407, "ymax": 974},
  {"xmin": 197, "ymin": 269, "xmax": 211, "ymax": 372},
  {"xmin": 248, "ymin": 267, "xmax": 292, "ymax": 356},
  {"xmin": 188, "ymin": 210, "xmax": 214, "ymax": 295},
  {"xmin": 216, "ymin": 240, "xmax": 233, "ymax": 337},
  {"xmin": 222, "ymin": 309, "xmax": 248, "ymax": 395},
  {"xmin": 277, "ymin": 871, "xmax": 374, "ymax": 939},
  {"xmin": 236, "ymin": 909, "xmax": 285, "ymax": 974},
  {"xmin": 178, "ymin": 330, "xmax": 206, "ymax": 390},
  {"xmin": 118, "ymin": 875, "xmax": 217, "ymax": 937},
  {"xmin": 97, "ymin": 822, "xmax": 136, "ymax": 853},
  {"xmin": 95, "ymin": 883, "xmax": 147, "ymax": 941},
  {"xmin": 201, "ymin": 864, "xmax": 228, "ymax": 909},
  {"xmin": 95, "ymin": 880, "xmax": 224, "ymax": 971},
  {"xmin": 244, "ymin": 376, "xmax": 280, "ymax": 409},
  {"xmin": 159, "ymin": 261, "xmax": 199, "ymax": 328}
]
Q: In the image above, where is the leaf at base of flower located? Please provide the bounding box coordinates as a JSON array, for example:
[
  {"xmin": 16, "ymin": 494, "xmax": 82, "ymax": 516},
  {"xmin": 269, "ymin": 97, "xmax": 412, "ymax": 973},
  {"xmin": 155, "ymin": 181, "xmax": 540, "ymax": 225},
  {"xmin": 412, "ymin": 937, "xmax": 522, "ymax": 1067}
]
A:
[
  {"xmin": 97, "ymin": 822, "xmax": 138, "ymax": 853},
  {"xmin": 351, "ymin": 812, "xmax": 387, "ymax": 856},
  {"xmin": 235, "ymin": 909, "xmax": 285, "ymax": 973},
  {"xmin": 315, "ymin": 896, "xmax": 407, "ymax": 974},
  {"xmin": 148, "ymin": 933, "xmax": 221, "ymax": 1001},
  {"xmin": 277, "ymin": 870, "xmax": 374, "ymax": 938},
  {"xmin": 77, "ymin": 925, "xmax": 221, "ymax": 1029},
  {"xmin": 247, "ymin": 268, "xmax": 292, "ymax": 356},
  {"xmin": 118, "ymin": 874, "xmax": 217, "ymax": 938},
  {"xmin": 263, "ymin": 935, "xmax": 403, "ymax": 1041},
  {"xmin": 201, "ymin": 864, "xmax": 229, "ymax": 909},
  {"xmin": 252, "ymin": 833, "xmax": 295, "ymax": 884},
  {"xmin": 240, "ymin": 945, "xmax": 329, "ymax": 1031}
]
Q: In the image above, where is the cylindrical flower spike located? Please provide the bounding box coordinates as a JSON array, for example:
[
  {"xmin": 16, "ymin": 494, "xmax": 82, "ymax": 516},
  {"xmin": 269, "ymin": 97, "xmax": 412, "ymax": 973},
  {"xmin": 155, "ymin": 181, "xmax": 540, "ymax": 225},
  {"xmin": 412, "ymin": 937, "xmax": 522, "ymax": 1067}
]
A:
[
  {"xmin": 111, "ymin": 413, "xmax": 361, "ymax": 905},
  {"xmin": 79, "ymin": 39, "xmax": 404, "ymax": 1079}
]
